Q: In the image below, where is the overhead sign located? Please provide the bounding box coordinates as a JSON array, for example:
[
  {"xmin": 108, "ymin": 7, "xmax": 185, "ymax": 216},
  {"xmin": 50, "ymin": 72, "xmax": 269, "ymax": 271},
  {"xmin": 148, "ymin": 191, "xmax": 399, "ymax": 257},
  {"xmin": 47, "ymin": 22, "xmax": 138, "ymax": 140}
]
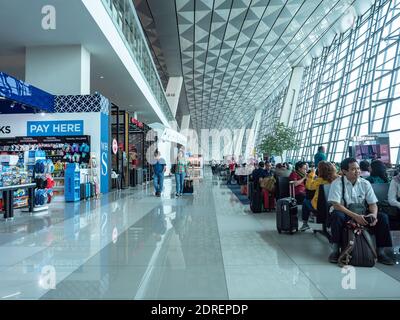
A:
[{"xmin": 27, "ymin": 120, "xmax": 84, "ymax": 136}]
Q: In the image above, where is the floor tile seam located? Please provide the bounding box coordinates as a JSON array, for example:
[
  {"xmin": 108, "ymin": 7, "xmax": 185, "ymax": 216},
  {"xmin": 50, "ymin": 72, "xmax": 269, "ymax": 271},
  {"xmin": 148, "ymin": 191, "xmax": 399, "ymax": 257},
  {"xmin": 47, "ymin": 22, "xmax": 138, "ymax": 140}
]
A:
[{"xmin": 212, "ymin": 180, "xmax": 241, "ymax": 300}]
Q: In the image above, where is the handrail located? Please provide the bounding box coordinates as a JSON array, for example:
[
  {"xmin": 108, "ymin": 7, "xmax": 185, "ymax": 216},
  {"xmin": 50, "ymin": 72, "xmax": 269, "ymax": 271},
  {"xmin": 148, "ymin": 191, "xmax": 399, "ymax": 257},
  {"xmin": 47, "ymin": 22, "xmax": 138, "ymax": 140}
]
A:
[{"xmin": 100, "ymin": 0, "xmax": 175, "ymax": 123}]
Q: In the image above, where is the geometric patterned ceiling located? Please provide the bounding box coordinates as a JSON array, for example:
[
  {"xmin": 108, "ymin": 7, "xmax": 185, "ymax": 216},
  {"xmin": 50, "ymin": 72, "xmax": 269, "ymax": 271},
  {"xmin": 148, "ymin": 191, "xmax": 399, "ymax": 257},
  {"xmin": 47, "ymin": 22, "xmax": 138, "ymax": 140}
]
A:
[{"xmin": 176, "ymin": 0, "xmax": 356, "ymax": 131}]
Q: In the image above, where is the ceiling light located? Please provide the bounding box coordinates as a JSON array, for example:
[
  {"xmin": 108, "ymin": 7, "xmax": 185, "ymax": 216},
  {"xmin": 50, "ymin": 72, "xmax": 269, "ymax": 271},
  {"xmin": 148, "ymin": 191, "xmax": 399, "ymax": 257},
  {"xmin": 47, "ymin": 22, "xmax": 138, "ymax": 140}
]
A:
[
  {"xmin": 40, "ymin": 112, "xmax": 46, "ymax": 117},
  {"xmin": 100, "ymin": 76, "xmax": 104, "ymax": 79}
]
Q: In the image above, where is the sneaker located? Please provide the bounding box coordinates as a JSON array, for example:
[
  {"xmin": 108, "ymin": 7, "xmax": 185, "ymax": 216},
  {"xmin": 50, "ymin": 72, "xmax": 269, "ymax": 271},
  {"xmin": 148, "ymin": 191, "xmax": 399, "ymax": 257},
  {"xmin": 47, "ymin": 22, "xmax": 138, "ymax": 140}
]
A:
[
  {"xmin": 299, "ymin": 223, "xmax": 310, "ymax": 232},
  {"xmin": 378, "ymin": 253, "xmax": 395, "ymax": 265},
  {"xmin": 329, "ymin": 250, "xmax": 340, "ymax": 263},
  {"xmin": 156, "ymin": 192, "xmax": 161, "ymax": 197},
  {"xmin": 175, "ymin": 193, "xmax": 179, "ymax": 197}
]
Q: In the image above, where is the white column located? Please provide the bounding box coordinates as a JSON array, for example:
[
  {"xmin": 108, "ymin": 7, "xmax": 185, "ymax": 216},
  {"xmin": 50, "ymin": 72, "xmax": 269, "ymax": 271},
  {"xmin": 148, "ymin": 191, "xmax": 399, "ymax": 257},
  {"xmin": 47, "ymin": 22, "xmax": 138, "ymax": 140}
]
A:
[
  {"xmin": 180, "ymin": 114, "xmax": 190, "ymax": 131},
  {"xmin": 245, "ymin": 110, "xmax": 262, "ymax": 159},
  {"xmin": 233, "ymin": 128, "xmax": 246, "ymax": 157},
  {"xmin": 25, "ymin": 45, "xmax": 91, "ymax": 95},
  {"xmin": 165, "ymin": 76, "xmax": 183, "ymax": 118},
  {"xmin": 280, "ymin": 67, "xmax": 304, "ymax": 127}
]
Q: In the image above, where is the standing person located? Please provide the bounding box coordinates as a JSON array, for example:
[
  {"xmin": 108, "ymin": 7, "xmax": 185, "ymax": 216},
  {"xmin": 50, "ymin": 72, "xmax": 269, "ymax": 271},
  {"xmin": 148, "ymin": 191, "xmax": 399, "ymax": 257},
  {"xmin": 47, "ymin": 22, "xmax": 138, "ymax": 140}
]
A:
[
  {"xmin": 314, "ymin": 146, "xmax": 327, "ymax": 169},
  {"xmin": 261, "ymin": 161, "xmax": 276, "ymax": 211},
  {"xmin": 151, "ymin": 150, "xmax": 166, "ymax": 197},
  {"xmin": 227, "ymin": 157, "xmax": 236, "ymax": 185},
  {"xmin": 175, "ymin": 150, "xmax": 189, "ymax": 197}
]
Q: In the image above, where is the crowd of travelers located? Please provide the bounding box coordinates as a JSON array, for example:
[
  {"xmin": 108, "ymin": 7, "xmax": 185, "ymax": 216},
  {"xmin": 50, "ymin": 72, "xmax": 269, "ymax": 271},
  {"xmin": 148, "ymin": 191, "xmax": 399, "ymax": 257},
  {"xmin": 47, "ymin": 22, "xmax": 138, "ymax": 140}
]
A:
[{"xmin": 211, "ymin": 146, "xmax": 400, "ymax": 266}]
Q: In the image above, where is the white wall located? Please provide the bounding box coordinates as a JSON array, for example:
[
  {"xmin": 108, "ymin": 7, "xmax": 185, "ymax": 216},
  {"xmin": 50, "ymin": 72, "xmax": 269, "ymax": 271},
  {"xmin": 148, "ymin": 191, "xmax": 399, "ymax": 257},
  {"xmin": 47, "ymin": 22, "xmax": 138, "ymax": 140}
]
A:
[{"xmin": 25, "ymin": 45, "xmax": 91, "ymax": 95}]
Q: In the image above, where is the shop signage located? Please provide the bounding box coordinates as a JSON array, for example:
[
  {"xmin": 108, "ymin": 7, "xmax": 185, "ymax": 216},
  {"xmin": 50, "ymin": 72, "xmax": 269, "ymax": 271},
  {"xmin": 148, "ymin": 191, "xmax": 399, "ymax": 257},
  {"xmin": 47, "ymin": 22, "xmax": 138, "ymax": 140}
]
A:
[
  {"xmin": 0, "ymin": 126, "xmax": 11, "ymax": 134},
  {"xmin": 112, "ymin": 139, "xmax": 118, "ymax": 154},
  {"xmin": 131, "ymin": 117, "xmax": 144, "ymax": 129},
  {"xmin": 27, "ymin": 120, "xmax": 84, "ymax": 136}
]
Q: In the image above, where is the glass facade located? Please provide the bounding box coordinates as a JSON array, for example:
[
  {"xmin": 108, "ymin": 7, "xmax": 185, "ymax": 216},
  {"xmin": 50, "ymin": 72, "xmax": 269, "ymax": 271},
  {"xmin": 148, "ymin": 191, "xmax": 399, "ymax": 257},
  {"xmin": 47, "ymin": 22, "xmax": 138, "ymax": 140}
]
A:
[
  {"xmin": 101, "ymin": 0, "xmax": 175, "ymax": 122},
  {"xmin": 257, "ymin": 84, "xmax": 288, "ymax": 144},
  {"xmin": 286, "ymin": 0, "xmax": 400, "ymax": 165}
]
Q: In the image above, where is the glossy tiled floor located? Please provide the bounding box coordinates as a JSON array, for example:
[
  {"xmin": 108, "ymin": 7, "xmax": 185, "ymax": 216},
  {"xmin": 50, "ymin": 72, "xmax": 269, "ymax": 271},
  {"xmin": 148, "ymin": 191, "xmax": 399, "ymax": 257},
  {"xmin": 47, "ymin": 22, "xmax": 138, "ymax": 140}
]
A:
[{"xmin": 1, "ymin": 168, "xmax": 399, "ymax": 300}]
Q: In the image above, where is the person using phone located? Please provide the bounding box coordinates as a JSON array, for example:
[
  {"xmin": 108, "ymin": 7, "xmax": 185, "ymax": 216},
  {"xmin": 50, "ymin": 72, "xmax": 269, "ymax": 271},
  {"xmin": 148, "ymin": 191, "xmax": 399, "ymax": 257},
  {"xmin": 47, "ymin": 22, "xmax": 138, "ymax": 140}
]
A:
[{"xmin": 327, "ymin": 158, "xmax": 394, "ymax": 265}]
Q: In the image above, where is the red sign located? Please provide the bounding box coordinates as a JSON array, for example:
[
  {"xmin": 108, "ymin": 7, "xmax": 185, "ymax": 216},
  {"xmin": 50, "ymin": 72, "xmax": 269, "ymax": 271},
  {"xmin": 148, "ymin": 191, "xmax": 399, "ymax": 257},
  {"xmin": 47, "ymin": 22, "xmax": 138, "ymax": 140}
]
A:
[
  {"xmin": 112, "ymin": 139, "xmax": 118, "ymax": 154},
  {"xmin": 131, "ymin": 117, "xmax": 144, "ymax": 128}
]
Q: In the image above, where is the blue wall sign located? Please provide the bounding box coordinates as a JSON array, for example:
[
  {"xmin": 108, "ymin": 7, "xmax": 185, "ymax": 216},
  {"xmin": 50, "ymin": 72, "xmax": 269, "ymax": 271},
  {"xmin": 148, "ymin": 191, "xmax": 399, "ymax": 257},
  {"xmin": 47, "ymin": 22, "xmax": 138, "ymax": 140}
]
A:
[
  {"xmin": 100, "ymin": 112, "xmax": 109, "ymax": 193},
  {"xmin": 27, "ymin": 120, "xmax": 84, "ymax": 136}
]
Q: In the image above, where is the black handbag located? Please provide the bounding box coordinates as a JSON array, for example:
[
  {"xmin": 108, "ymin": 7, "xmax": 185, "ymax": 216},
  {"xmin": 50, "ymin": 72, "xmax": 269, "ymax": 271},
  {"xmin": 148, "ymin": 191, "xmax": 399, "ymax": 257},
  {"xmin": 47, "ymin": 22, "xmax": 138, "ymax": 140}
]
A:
[
  {"xmin": 338, "ymin": 176, "xmax": 377, "ymax": 267},
  {"xmin": 170, "ymin": 164, "xmax": 177, "ymax": 174}
]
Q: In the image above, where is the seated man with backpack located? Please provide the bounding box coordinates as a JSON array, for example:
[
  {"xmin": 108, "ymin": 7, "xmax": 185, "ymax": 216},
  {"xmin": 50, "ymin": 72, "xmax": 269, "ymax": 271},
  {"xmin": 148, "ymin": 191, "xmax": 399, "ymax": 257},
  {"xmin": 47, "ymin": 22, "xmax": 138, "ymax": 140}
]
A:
[{"xmin": 327, "ymin": 157, "xmax": 395, "ymax": 265}]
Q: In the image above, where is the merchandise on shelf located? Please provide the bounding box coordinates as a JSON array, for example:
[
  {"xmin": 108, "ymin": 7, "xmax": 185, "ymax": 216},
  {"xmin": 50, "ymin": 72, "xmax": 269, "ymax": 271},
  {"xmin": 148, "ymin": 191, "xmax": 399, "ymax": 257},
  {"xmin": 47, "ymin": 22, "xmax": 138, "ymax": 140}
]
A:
[{"xmin": 33, "ymin": 157, "xmax": 54, "ymax": 208}]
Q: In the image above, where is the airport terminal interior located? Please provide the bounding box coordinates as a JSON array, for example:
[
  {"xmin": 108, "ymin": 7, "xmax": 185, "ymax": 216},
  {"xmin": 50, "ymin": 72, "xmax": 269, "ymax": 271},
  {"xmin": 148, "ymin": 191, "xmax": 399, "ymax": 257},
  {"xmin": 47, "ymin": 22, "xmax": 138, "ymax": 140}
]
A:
[{"xmin": 1, "ymin": 0, "xmax": 400, "ymax": 300}]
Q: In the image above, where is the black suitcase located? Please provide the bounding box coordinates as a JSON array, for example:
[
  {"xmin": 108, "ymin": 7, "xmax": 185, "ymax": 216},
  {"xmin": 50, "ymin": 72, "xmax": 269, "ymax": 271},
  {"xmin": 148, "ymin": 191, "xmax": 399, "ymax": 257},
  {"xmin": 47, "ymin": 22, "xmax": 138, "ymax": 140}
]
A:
[
  {"xmin": 80, "ymin": 184, "xmax": 85, "ymax": 200},
  {"xmin": 90, "ymin": 183, "xmax": 95, "ymax": 198},
  {"xmin": 247, "ymin": 179, "xmax": 254, "ymax": 200},
  {"xmin": 250, "ymin": 184, "xmax": 262, "ymax": 213},
  {"xmin": 276, "ymin": 182, "xmax": 298, "ymax": 234},
  {"xmin": 183, "ymin": 178, "xmax": 194, "ymax": 194}
]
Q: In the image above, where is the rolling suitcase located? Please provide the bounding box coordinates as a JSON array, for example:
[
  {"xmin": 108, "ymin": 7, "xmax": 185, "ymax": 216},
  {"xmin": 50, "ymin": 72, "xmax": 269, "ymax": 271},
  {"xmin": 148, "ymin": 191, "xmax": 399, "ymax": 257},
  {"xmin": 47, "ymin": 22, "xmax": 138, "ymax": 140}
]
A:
[
  {"xmin": 183, "ymin": 178, "xmax": 194, "ymax": 194},
  {"xmin": 250, "ymin": 184, "xmax": 262, "ymax": 213},
  {"xmin": 247, "ymin": 179, "xmax": 253, "ymax": 200},
  {"xmin": 80, "ymin": 184, "xmax": 85, "ymax": 200},
  {"xmin": 276, "ymin": 182, "xmax": 298, "ymax": 234}
]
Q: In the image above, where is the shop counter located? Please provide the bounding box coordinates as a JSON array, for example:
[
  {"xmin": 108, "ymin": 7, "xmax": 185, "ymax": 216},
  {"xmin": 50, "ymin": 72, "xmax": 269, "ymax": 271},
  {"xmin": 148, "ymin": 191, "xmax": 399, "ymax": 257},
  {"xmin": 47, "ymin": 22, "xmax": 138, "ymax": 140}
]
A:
[{"xmin": 0, "ymin": 183, "xmax": 36, "ymax": 220}]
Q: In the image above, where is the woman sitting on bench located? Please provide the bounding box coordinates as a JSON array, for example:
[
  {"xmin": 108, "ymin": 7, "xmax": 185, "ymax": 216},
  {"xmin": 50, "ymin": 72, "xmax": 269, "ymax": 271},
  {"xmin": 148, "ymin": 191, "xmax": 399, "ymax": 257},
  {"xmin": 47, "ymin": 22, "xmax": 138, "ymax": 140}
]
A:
[{"xmin": 300, "ymin": 161, "xmax": 338, "ymax": 231}]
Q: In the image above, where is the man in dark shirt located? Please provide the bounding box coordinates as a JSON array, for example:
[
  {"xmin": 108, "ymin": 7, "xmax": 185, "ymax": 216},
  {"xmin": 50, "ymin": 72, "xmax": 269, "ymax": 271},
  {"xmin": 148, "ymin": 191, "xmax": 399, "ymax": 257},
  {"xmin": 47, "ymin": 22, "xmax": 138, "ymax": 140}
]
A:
[{"xmin": 251, "ymin": 161, "xmax": 267, "ymax": 189}]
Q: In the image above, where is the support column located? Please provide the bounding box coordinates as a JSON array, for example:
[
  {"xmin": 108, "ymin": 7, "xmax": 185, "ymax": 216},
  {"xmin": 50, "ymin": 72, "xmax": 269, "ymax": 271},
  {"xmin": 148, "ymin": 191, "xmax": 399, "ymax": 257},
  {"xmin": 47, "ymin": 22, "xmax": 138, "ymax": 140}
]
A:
[
  {"xmin": 245, "ymin": 110, "xmax": 262, "ymax": 160},
  {"xmin": 233, "ymin": 128, "xmax": 245, "ymax": 157},
  {"xmin": 25, "ymin": 45, "xmax": 90, "ymax": 95},
  {"xmin": 180, "ymin": 114, "xmax": 190, "ymax": 131},
  {"xmin": 165, "ymin": 76, "xmax": 183, "ymax": 118},
  {"xmin": 280, "ymin": 67, "xmax": 304, "ymax": 127}
]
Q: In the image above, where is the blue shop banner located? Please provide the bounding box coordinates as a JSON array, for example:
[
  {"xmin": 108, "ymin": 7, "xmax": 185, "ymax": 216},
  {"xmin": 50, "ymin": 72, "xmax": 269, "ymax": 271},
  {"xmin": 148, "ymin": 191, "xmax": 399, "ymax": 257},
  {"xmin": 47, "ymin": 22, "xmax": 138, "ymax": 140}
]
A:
[
  {"xmin": 0, "ymin": 72, "xmax": 54, "ymax": 113},
  {"xmin": 100, "ymin": 112, "xmax": 109, "ymax": 193},
  {"xmin": 27, "ymin": 120, "xmax": 84, "ymax": 136}
]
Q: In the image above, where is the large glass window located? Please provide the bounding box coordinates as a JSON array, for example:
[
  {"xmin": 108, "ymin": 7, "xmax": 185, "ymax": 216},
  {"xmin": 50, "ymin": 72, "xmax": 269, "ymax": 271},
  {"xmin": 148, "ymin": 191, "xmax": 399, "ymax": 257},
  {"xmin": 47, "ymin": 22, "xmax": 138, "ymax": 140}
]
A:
[{"xmin": 286, "ymin": 0, "xmax": 400, "ymax": 165}]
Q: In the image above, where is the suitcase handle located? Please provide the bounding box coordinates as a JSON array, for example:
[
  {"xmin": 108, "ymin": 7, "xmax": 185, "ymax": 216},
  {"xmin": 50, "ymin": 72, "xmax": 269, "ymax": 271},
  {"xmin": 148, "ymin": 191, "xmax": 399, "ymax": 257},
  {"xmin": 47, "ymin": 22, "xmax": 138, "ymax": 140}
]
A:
[{"xmin": 289, "ymin": 181, "xmax": 296, "ymax": 198}]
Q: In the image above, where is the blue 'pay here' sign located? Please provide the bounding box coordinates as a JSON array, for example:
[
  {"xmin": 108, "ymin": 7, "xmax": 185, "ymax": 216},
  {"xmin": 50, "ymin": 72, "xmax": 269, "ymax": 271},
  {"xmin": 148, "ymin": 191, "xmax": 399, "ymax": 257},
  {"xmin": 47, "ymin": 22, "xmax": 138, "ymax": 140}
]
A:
[{"xmin": 27, "ymin": 120, "xmax": 84, "ymax": 136}]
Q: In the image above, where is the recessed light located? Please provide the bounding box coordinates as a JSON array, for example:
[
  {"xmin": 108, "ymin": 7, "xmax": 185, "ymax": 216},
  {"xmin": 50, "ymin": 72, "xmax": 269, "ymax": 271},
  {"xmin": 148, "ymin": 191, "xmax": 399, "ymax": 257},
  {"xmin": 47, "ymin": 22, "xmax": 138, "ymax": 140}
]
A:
[{"xmin": 100, "ymin": 76, "xmax": 104, "ymax": 79}]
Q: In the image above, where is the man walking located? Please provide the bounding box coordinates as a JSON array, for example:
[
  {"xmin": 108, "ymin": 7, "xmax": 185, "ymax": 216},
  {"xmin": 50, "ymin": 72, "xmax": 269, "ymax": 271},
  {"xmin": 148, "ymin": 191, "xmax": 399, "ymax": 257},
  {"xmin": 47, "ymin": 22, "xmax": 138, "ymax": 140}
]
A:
[{"xmin": 152, "ymin": 150, "xmax": 166, "ymax": 197}]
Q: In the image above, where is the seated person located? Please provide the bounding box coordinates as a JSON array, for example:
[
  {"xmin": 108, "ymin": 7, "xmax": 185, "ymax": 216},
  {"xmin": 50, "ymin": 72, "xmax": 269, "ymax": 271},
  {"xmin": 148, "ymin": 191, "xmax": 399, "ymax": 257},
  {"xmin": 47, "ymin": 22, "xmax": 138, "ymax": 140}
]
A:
[
  {"xmin": 288, "ymin": 161, "xmax": 307, "ymax": 204},
  {"xmin": 365, "ymin": 160, "xmax": 389, "ymax": 184},
  {"xmin": 300, "ymin": 161, "xmax": 338, "ymax": 231},
  {"xmin": 388, "ymin": 173, "xmax": 400, "ymax": 214},
  {"xmin": 327, "ymin": 157, "xmax": 394, "ymax": 265},
  {"xmin": 274, "ymin": 163, "xmax": 291, "ymax": 178},
  {"xmin": 359, "ymin": 160, "xmax": 370, "ymax": 178}
]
